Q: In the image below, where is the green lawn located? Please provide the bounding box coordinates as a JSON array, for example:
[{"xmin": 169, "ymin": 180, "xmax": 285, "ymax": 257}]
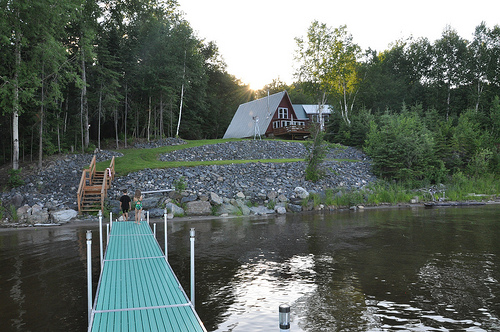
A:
[
  {"xmin": 95, "ymin": 139, "xmax": 301, "ymax": 176},
  {"xmin": 95, "ymin": 138, "xmax": 360, "ymax": 176}
]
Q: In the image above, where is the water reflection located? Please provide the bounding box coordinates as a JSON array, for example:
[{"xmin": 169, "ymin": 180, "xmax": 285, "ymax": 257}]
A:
[
  {"xmin": 0, "ymin": 226, "xmax": 100, "ymax": 332},
  {"xmin": 1, "ymin": 206, "xmax": 500, "ymax": 331}
]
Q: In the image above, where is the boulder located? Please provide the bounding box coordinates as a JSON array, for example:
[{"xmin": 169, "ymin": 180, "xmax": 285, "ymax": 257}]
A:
[
  {"xmin": 147, "ymin": 208, "xmax": 165, "ymax": 218},
  {"xmin": 249, "ymin": 206, "xmax": 275, "ymax": 215},
  {"xmin": 267, "ymin": 190, "xmax": 278, "ymax": 200},
  {"xmin": 185, "ymin": 201, "xmax": 212, "ymax": 216},
  {"xmin": 275, "ymin": 206, "xmax": 287, "ymax": 215},
  {"xmin": 51, "ymin": 209, "xmax": 78, "ymax": 223},
  {"xmin": 217, "ymin": 203, "xmax": 240, "ymax": 215},
  {"xmin": 209, "ymin": 192, "xmax": 223, "ymax": 205},
  {"xmin": 31, "ymin": 205, "xmax": 49, "ymax": 224},
  {"xmin": 181, "ymin": 194, "xmax": 198, "ymax": 204},
  {"xmin": 294, "ymin": 187, "xmax": 309, "ymax": 199},
  {"xmin": 142, "ymin": 196, "xmax": 161, "ymax": 209},
  {"xmin": 10, "ymin": 193, "xmax": 25, "ymax": 208},
  {"xmin": 277, "ymin": 194, "xmax": 288, "ymax": 202},
  {"xmin": 235, "ymin": 200, "xmax": 251, "ymax": 216},
  {"xmin": 17, "ymin": 205, "xmax": 31, "ymax": 221},
  {"xmin": 288, "ymin": 204, "xmax": 302, "ymax": 213},
  {"xmin": 165, "ymin": 202, "xmax": 185, "ymax": 216}
]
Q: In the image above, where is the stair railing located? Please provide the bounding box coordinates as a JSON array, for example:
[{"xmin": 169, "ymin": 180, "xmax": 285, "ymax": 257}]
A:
[
  {"xmin": 77, "ymin": 155, "xmax": 115, "ymax": 214},
  {"xmin": 99, "ymin": 157, "xmax": 115, "ymax": 212}
]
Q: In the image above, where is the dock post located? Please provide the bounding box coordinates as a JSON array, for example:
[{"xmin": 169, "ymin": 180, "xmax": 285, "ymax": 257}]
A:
[
  {"xmin": 110, "ymin": 212, "xmax": 113, "ymax": 229},
  {"xmin": 164, "ymin": 209, "xmax": 168, "ymax": 260},
  {"xmin": 154, "ymin": 223, "xmax": 156, "ymax": 237},
  {"xmin": 106, "ymin": 224, "xmax": 109, "ymax": 245},
  {"xmin": 98, "ymin": 210, "xmax": 103, "ymax": 270},
  {"xmin": 190, "ymin": 228, "xmax": 195, "ymax": 306},
  {"xmin": 86, "ymin": 230, "xmax": 92, "ymax": 325},
  {"xmin": 147, "ymin": 210, "xmax": 150, "ymax": 225},
  {"xmin": 279, "ymin": 304, "xmax": 290, "ymax": 331}
]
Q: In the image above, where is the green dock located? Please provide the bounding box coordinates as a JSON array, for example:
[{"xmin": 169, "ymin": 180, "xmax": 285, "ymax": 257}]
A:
[{"xmin": 88, "ymin": 221, "xmax": 206, "ymax": 332}]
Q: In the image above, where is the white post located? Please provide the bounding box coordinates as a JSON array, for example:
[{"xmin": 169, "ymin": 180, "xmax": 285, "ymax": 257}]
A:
[
  {"xmin": 86, "ymin": 230, "xmax": 92, "ymax": 325},
  {"xmin": 190, "ymin": 228, "xmax": 195, "ymax": 306},
  {"xmin": 164, "ymin": 209, "xmax": 168, "ymax": 260},
  {"xmin": 109, "ymin": 211, "xmax": 113, "ymax": 229},
  {"xmin": 98, "ymin": 210, "xmax": 103, "ymax": 270},
  {"xmin": 279, "ymin": 304, "xmax": 290, "ymax": 331},
  {"xmin": 106, "ymin": 224, "xmax": 110, "ymax": 245},
  {"xmin": 147, "ymin": 210, "xmax": 150, "ymax": 225},
  {"xmin": 154, "ymin": 223, "xmax": 156, "ymax": 237}
]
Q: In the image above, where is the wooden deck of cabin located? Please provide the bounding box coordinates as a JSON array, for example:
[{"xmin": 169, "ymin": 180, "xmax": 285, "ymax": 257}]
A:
[{"xmin": 272, "ymin": 124, "xmax": 310, "ymax": 139}]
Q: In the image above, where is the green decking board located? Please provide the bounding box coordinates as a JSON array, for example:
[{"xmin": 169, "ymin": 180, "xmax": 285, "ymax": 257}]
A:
[{"xmin": 88, "ymin": 221, "xmax": 206, "ymax": 332}]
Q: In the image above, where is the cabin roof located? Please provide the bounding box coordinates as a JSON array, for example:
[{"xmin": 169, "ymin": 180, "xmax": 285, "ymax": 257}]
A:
[
  {"xmin": 223, "ymin": 91, "xmax": 289, "ymax": 139},
  {"xmin": 290, "ymin": 105, "xmax": 309, "ymax": 120},
  {"xmin": 293, "ymin": 104, "xmax": 334, "ymax": 115}
]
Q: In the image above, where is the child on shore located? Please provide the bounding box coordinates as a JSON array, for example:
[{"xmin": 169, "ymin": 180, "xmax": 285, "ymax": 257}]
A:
[
  {"xmin": 133, "ymin": 189, "xmax": 143, "ymax": 224},
  {"xmin": 119, "ymin": 189, "xmax": 131, "ymax": 221}
]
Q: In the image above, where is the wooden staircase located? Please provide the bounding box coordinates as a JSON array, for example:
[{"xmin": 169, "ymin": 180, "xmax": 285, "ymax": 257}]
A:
[{"xmin": 77, "ymin": 156, "xmax": 115, "ymax": 214}]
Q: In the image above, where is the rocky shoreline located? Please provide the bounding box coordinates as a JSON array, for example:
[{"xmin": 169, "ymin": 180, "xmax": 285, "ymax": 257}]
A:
[{"xmin": 0, "ymin": 140, "xmax": 376, "ymax": 226}]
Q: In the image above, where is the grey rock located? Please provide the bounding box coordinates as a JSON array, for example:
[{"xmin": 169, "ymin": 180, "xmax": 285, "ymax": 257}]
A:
[
  {"xmin": 10, "ymin": 194, "xmax": 25, "ymax": 208},
  {"xmin": 288, "ymin": 204, "xmax": 302, "ymax": 212},
  {"xmin": 235, "ymin": 200, "xmax": 251, "ymax": 216},
  {"xmin": 165, "ymin": 202, "xmax": 185, "ymax": 216},
  {"xmin": 249, "ymin": 206, "xmax": 275, "ymax": 215},
  {"xmin": 31, "ymin": 205, "xmax": 49, "ymax": 224},
  {"xmin": 185, "ymin": 201, "xmax": 212, "ymax": 216},
  {"xmin": 277, "ymin": 194, "xmax": 288, "ymax": 202},
  {"xmin": 267, "ymin": 190, "xmax": 278, "ymax": 200},
  {"xmin": 275, "ymin": 206, "xmax": 287, "ymax": 214},
  {"xmin": 51, "ymin": 209, "xmax": 78, "ymax": 223},
  {"xmin": 181, "ymin": 194, "xmax": 198, "ymax": 204},
  {"xmin": 147, "ymin": 208, "xmax": 165, "ymax": 218},
  {"xmin": 17, "ymin": 205, "xmax": 31, "ymax": 221},
  {"xmin": 209, "ymin": 192, "xmax": 223, "ymax": 205},
  {"xmin": 294, "ymin": 187, "xmax": 309, "ymax": 199},
  {"xmin": 142, "ymin": 196, "xmax": 161, "ymax": 209},
  {"xmin": 217, "ymin": 203, "xmax": 241, "ymax": 215}
]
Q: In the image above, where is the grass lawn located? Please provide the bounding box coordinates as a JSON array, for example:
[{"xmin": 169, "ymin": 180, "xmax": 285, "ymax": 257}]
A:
[{"xmin": 96, "ymin": 138, "xmax": 308, "ymax": 176}]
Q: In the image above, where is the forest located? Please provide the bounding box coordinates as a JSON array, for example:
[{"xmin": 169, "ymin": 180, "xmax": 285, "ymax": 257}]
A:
[{"xmin": 1, "ymin": 0, "xmax": 500, "ymax": 186}]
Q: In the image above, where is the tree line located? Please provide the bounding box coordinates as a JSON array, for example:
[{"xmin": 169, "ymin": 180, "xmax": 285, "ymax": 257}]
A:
[
  {"xmin": 0, "ymin": 0, "xmax": 254, "ymax": 170},
  {"xmin": 286, "ymin": 21, "xmax": 500, "ymax": 185},
  {"xmin": 1, "ymin": 1, "xmax": 500, "ymax": 187}
]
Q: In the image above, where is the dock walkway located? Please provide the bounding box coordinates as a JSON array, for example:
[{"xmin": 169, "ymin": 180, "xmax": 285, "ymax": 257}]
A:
[{"xmin": 88, "ymin": 221, "xmax": 206, "ymax": 332}]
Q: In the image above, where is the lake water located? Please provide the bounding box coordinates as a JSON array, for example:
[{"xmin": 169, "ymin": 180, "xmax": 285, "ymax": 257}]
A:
[{"xmin": 1, "ymin": 205, "xmax": 500, "ymax": 331}]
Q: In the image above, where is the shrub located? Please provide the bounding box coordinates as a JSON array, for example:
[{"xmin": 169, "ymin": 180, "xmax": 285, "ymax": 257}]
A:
[
  {"xmin": 304, "ymin": 124, "xmax": 328, "ymax": 182},
  {"xmin": 364, "ymin": 111, "xmax": 436, "ymax": 182},
  {"xmin": 8, "ymin": 168, "xmax": 24, "ymax": 188},
  {"xmin": 174, "ymin": 176, "xmax": 186, "ymax": 193}
]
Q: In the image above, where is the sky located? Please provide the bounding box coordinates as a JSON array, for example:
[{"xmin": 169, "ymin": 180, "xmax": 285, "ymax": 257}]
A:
[{"xmin": 177, "ymin": 0, "xmax": 500, "ymax": 90}]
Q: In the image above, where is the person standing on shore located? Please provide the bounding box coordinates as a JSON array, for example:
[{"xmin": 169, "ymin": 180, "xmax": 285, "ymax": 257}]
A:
[
  {"xmin": 119, "ymin": 189, "xmax": 131, "ymax": 221},
  {"xmin": 133, "ymin": 189, "xmax": 143, "ymax": 224}
]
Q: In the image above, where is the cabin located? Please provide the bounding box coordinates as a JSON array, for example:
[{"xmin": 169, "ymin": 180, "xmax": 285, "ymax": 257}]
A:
[
  {"xmin": 293, "ymin": 104, "xmax": 333, "ymax": 130},
  {"xmin": 223, "ymin": 91, "xmax": 333, "ymax": 139}
]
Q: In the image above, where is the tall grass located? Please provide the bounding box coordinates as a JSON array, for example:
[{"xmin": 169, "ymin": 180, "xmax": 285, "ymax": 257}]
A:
[
  {"xmin": 445, "ymin": 172, "xmax": 500, "ymax": 201},
  {"xmin": 302, "ymin": 174, "xmax": 500, "ymax": 209}
]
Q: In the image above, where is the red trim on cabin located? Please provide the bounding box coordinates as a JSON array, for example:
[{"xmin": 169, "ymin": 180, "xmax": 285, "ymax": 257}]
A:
[{"xmin": 264, "ymin": 92, "xmax": 299, "ymax": 136}]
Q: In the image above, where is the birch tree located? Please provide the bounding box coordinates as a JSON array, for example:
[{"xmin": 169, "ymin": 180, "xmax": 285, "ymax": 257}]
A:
[
  {"xmin": 295, "ymin": 21, "xmax": 361, "ymax": 126},
  {"xmin": 432, "ymin": 26, "xmax": 468, "ymax": 118}
]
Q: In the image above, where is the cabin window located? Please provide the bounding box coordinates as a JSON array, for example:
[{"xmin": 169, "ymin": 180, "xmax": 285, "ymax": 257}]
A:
[
  {"xmin": 273, "ymin": 121, "xmax": 280, "ymax": 128},
  {"xmin": 278, "ymin": 107, "xmax": 288, "ymax": 119}
]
